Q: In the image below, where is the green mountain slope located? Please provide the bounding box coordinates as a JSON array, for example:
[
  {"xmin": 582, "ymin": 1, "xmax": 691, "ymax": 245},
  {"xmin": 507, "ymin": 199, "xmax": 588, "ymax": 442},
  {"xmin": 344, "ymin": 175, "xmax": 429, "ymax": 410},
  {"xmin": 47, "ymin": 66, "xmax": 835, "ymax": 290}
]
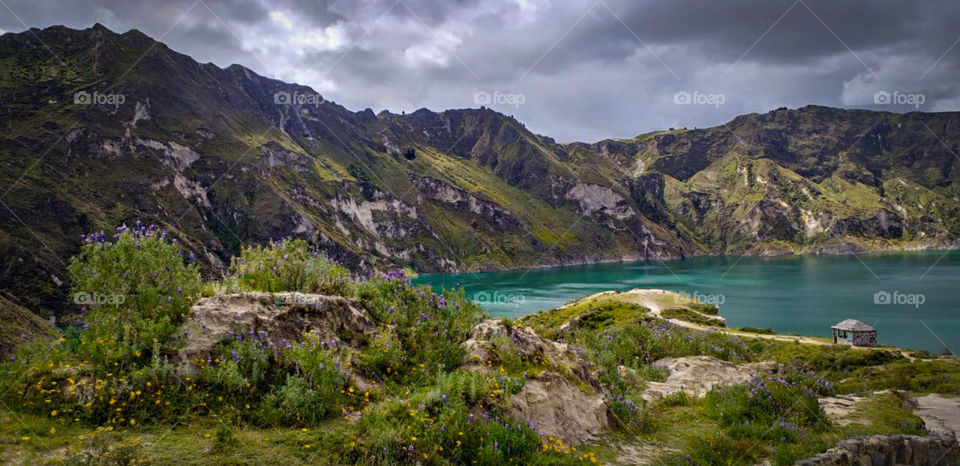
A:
[{"xmin": 0, "ymin": 25, "xmax": 957, "ymax": 319}]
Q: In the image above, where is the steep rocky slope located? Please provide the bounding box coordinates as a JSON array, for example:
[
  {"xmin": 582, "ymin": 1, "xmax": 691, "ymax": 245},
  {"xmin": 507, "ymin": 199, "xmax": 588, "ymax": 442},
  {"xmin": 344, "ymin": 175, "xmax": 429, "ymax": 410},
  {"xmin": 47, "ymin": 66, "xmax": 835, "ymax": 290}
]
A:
[{"xmin": 1, "ymin": 24, "xmax": 958, "ymax": 319}]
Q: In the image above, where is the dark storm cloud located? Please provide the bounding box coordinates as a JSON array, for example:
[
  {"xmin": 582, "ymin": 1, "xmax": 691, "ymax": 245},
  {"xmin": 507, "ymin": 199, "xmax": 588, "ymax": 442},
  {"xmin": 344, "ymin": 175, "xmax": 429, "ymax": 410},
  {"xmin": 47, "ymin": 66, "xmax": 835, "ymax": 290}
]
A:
[{"xmin": 2, "ymin": 0, "xmax": 960, "ymax": 141}]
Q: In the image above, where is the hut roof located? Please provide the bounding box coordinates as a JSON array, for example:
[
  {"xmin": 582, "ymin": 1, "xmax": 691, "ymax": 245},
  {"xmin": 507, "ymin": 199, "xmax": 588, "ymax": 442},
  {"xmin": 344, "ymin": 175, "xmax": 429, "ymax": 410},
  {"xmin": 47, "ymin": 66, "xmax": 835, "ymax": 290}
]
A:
[{"xmin": 831, "ymin": 319, "xmax": 875, "ymax": 332}]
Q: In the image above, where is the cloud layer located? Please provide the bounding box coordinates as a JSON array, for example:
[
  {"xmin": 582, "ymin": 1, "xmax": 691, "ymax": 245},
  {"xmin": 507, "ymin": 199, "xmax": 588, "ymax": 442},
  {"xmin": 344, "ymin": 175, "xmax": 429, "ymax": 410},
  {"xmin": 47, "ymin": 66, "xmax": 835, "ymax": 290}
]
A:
[{"xmin": 3, "ymin": 0, "xmax": 960, "ymax": 141}]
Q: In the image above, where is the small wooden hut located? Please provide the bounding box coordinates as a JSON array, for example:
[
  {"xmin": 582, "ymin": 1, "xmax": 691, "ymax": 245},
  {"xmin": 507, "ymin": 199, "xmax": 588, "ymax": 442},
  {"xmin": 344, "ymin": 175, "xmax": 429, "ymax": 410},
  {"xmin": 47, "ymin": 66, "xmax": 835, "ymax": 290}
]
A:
[{"xmin": 831, "ymin": 319, "xmax": 877, "ymax": 346}]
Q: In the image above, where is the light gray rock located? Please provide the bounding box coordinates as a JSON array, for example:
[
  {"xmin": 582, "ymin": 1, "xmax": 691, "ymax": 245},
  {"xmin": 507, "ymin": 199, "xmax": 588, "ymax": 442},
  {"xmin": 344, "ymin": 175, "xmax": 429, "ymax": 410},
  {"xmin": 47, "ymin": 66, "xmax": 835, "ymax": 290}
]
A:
[
  {"xmin": 642, "ymin": 355, "xmax": 776, "ymax": 401},
  {"xmin": 510, "ymin": 371, "xmax": 611, "ymax": 445},
  {"xmin": 462, "ymin": 319, "xmax": 595, "ymax": 384},
  {"xmin": 177, "ymin": 292, "xmax": 374, "ymax": 363},
  {"xmin": 796, "ymin": 434, "xmax": 959, "ymax": 466}
]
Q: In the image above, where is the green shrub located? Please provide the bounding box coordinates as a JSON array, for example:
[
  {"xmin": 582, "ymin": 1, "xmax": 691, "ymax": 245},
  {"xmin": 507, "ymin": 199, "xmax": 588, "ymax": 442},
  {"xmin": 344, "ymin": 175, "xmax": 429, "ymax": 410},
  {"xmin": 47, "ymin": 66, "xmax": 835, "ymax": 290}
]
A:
[
  {"xmin": 224, "ymin": 238, "xmax": 350, "ymax": 295},
  {"xmin": 704, "ymin": 369, "xmax": 834, "ymax": 461},
  {"xmin": 354, "ymin": 273, "xmax": 485, "ymax": 385},
  {"xmin": 661, "ymin": 308, "xmax": 726, "ymax": 327},
  {"xmin": 68, "ymin": 222, "xmax": 201, "ymax": 365},
  {"xmin": 689, "ymin": 303, "xmax": 720, "ymax": 315}
]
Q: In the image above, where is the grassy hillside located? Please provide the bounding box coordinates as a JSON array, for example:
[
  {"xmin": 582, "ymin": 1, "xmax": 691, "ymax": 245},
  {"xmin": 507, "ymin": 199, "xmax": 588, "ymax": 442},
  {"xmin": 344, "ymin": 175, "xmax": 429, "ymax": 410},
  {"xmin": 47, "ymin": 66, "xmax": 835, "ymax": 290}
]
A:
[{"xmin": 2, "ymin": 227, "xmax": 959, "ymax": 464}]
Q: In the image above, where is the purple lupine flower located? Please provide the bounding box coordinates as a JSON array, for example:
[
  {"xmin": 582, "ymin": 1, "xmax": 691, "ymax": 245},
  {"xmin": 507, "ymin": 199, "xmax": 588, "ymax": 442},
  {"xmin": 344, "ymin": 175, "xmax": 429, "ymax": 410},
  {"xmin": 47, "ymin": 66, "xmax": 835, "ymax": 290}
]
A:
[{"xmin": 231, "ymin": 350, "xmax": 240, "ymax": 361}]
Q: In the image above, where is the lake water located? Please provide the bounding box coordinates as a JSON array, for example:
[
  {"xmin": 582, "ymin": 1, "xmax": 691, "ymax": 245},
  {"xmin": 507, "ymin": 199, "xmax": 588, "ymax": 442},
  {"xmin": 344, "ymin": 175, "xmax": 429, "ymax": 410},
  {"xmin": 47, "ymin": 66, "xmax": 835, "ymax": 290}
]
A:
[{"xmin": 414, "ymin": 250, "xmax": 960, "ymax": 353}]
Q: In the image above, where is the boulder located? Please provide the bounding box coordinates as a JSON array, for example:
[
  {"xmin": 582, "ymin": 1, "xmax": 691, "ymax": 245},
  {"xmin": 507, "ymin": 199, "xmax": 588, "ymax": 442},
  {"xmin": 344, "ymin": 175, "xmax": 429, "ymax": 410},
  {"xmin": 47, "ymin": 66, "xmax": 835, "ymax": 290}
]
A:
[
  {"xmin": 177, "ymin": 292, "xmax": 374, "ymax": 363},
  {"xmin": 510, "ymin": 371, "xmax": 611, "ymax": 445},
  {"xmin": 643, "ymin": 356, "xmax": 776, "ymax": 401},
  {"xmin": 463, "ymin": 319, "xmax": 595, "ymax": 384}
]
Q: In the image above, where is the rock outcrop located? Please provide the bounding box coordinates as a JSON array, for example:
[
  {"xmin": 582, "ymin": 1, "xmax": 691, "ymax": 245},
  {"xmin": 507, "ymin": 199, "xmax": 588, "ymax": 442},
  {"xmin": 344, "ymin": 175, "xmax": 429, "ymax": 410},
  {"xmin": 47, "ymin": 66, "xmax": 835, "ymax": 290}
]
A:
[
  {"xmin": 642, "ymin": 356, "xmax": 777, "ymax": 401},
  {"xmin": 510, "ymin": 371, "xmax": 611, "ymax": 445},
  {"xmin": 796, "ymin": 434, "xmax": 959, "ymax": 466},
  {"xmin": 464, "ymin": 319, "xmax": 609, "ymax": 445},
  {"xmin": 177, "ymin": 292, "xmax": 374, "ymax": 363},
  {"xmin": 916, "ymin": 394, "xmax": 960, "ymax": 438},
  {"xmin": 463, "ymin": 319, "xmax": 595, "ymax": 384}
]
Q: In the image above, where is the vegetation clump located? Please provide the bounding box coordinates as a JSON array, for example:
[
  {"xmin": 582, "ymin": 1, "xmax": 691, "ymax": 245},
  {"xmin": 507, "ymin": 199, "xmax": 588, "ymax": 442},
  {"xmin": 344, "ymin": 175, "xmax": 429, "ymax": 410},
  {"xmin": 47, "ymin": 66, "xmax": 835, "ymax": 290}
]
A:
[{"xmin": 0, "ymin": 223, "xmax": 588, "ymax": 464}]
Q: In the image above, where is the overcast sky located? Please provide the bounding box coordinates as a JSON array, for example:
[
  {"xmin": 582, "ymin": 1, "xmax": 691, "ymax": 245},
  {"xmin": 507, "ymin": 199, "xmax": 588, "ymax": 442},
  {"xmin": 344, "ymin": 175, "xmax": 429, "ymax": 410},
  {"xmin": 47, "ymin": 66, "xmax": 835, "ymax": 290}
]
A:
[{"xmin": 3, "ymin": 0, "xmax": 960, "ymax": 142}]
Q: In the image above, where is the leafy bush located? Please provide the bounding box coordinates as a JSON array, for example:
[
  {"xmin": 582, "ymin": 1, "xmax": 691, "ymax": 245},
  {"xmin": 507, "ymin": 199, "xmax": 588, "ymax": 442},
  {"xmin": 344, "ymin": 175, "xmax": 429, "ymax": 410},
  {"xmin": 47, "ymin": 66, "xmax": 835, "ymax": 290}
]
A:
[
  {"xmin": 704, "ymin": 370, "xmax": 834, "ymax": 463},
  {"xmin": 68, "ymin": 222, "xmax": 201, "ymax": 365},
  {"xmin": 224, "ymin": 238, "xmax": 350, "ymax": 295},
  {"xmin": 335, "ymin": 371, "xmax": 569, "ymax": 465},
  {"xmin": 354, "ymin": 272, "xmax": 485, "ymax": 385}
]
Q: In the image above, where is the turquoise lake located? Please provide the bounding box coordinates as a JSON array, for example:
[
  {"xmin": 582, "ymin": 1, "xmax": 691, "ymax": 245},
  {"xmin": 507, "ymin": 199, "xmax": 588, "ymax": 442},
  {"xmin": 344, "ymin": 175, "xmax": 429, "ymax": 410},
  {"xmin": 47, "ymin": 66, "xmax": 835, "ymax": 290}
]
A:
[{"xmin": 414, "ymin": 250, "xmax": 960, "ymax": 353}]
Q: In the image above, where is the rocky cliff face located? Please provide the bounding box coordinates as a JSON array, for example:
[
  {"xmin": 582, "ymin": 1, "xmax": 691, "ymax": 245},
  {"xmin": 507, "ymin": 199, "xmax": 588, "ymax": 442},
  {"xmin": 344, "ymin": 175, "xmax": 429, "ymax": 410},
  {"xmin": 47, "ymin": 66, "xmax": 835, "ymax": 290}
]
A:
[
  {"xmin": 796, "ymin": 433, "xmax": 959, "ymax": 466},
  {"xmin": 1, "ymin": 25, "xmax": 958, "ymax": 319}
]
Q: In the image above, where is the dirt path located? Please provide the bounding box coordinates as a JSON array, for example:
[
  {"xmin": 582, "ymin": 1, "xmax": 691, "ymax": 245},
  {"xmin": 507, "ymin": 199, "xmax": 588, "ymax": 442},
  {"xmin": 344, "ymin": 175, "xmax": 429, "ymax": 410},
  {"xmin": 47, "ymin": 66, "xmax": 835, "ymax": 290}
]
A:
[{"xmin": 608, "ymin": 289, "xmax": 837, "ymax": 346}]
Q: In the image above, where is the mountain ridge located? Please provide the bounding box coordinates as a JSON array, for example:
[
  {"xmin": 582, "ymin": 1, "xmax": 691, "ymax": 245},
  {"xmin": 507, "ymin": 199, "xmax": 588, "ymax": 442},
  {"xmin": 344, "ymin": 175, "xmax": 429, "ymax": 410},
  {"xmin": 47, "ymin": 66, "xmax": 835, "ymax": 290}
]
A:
[{"xmin": 1, "ymin": 24, "xmax": 958, "ymax": 320}]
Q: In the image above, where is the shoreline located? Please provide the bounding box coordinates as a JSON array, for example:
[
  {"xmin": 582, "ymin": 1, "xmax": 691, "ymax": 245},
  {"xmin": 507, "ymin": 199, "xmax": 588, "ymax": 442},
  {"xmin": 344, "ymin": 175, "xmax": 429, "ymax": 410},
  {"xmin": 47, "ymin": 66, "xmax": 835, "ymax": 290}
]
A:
[
  {"xmin": 414, "ymin": 244, "xmax": 960, "ymax": 279},
  {"xmin": 415, "ymin": 251, "xmax": 959, "ymax": 353}
]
